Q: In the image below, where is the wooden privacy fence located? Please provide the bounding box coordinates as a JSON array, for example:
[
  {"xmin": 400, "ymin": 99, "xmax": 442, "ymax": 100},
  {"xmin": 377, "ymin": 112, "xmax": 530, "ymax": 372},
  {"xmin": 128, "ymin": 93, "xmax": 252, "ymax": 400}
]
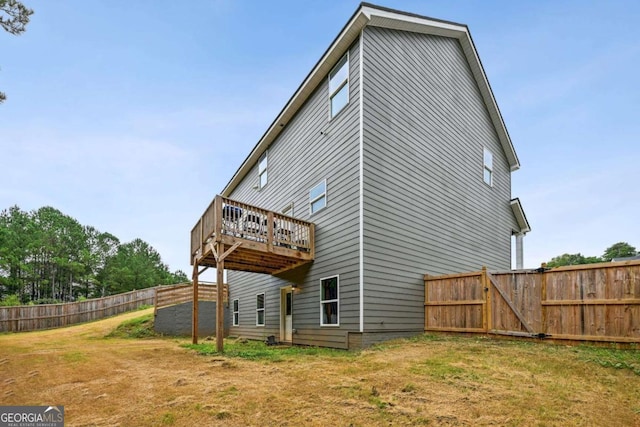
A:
[
  {"xmin": 154, "ymin": 282, "xmax": 228, "ymax": 314},
  {"xmin": 0, "ymin": 288, "xmax": 156, "ymax": 333},
  {"xmin": 425, "ymin": 260, "xmax": 640, "ymax": 343}
]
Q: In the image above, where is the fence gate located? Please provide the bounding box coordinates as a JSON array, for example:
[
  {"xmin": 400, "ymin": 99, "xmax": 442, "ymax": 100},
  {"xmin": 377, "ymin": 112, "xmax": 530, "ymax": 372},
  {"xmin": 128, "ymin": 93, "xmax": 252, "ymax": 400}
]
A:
[
  {"xmin": 425, "ymin": 268, "xmax": 542, "ymax": 338},
  {"xmin": 485, "ymin": 270, "xmax": 540, "ymax": 338}
]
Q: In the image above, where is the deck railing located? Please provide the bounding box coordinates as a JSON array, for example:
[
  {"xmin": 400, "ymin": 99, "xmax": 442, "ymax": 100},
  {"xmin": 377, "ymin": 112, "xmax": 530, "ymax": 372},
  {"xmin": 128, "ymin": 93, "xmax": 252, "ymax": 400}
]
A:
[{"xmin": 191, "ymin": 195, "xmax": 313, "ymax": 262}]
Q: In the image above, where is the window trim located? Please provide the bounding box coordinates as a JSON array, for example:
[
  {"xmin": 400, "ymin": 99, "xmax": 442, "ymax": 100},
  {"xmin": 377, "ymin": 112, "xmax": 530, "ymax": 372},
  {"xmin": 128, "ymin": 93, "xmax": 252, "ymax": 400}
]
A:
[
  {"xmin": 319, "ymin": 275, "xmax": 339, "ymax": 327},
  {"xmin": 232, "ymin": 298, "xmax": 239, "ymax": 326},
  {"xmin": 281, "ymin": 202, "xmax": 294, "ymax": 217},
  {"xmin": 256, "ymin": 293, "xmax": 265, "ymax": 327},
  {"xmin": 309, "ymin": 179, "xmax": 327, "ymax": 215},
  {"xmin": 328, "ymin": 53, "xmax": 349, "ymax": 119},
  {"xmin": 483, "ymin": 147, "xmax": 493, "ymax": 187},
  {"xmin": 258, "ymin": 151, "xmax": 268, "ymax": 189}
]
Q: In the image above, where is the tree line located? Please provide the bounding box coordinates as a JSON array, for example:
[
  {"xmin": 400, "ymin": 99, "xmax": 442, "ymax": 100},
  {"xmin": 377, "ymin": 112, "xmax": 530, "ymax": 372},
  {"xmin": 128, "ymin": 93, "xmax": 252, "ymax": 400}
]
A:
[
  {"xmin": 0, "ymin": 205, "xmax": 187, "ymax": 305},
  {"xmin": 545, "ymin": 242, "xmax": 638, "ymax": 268}
]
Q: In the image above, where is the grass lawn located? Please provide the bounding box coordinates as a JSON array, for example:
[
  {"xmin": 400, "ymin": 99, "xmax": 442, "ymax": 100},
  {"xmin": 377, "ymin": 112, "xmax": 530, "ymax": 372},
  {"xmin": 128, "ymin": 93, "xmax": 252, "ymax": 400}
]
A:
[{"xmin": 0, "ymin": 310, "xmax": 639, "ymax": 426}]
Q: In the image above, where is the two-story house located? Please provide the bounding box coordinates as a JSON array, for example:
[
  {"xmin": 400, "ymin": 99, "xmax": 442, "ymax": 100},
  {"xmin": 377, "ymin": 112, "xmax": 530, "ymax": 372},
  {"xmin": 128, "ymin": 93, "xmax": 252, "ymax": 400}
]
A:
[{"xmin": 190, "ymin": 2, "xmax": 530, "ymax": 350}]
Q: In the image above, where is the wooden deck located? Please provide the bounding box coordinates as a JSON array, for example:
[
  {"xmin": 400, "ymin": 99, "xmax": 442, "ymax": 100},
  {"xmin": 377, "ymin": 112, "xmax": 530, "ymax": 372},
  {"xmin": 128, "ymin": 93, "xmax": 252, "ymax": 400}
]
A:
[{"xmin": 190, "ymin": 195, "xmax": 315, "ymax": 274}]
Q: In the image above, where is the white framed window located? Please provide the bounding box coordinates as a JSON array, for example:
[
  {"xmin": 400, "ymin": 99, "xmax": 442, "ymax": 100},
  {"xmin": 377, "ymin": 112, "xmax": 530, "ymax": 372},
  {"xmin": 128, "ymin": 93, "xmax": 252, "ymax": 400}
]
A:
[
  {"xmin": 483, "ymin": 148, "xmax": 493, "ymax": 186},
  {"xmin": 256, "ymin": 293, "xmax": 265, "ymax": 326},
  {"xmin": 258, "ymin": 151, "xmax": 268, "ymax": 189},
  {"xmin": 320, "ymin": 275, "xmax": 339, "ymax": 326},
  {"xmin": 232, "ymin": 299, "xmax": 239, "ymax": 326},
  {"xmin": 309, "ymin": 179, "xmax": 327, "ymax": 214},
  {"xmin": 329, "ymin": 54, "xmax": 349, "ymax": 118},
  {"xmin": 281, "ymin": 202, "xmax": 294, "ymax": 217}
]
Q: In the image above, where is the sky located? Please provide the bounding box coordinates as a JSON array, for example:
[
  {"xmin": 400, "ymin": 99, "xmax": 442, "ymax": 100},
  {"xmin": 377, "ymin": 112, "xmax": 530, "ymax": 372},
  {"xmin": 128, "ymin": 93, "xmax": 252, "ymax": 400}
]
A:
[{"xmin": 1, "ymin": 0, "xmax": 639, "ymax": 276}]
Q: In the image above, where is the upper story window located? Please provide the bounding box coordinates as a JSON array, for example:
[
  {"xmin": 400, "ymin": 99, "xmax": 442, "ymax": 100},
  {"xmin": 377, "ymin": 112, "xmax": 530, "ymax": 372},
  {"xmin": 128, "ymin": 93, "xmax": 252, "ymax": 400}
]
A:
[
  {"xmin": 309, "ymin": 180, "xmax": 327, "ymax": 214},
  {"xmin": 320, "ymin": 275, "xmax": 339, "ymax": 326},
  {"xmin": 281, "ymin": 202, "xmax": 294, "ymax": 217},
  {"xmin": 483, "ymin": 148, "xmax": 493, "ymax": 186},
  {"xmin": 329, "ymin": 54, "xmax": 349, "ymax": 118},
  {"xmin": 258, "ymin": 152, "xmax": 268, "ymax": 189}
]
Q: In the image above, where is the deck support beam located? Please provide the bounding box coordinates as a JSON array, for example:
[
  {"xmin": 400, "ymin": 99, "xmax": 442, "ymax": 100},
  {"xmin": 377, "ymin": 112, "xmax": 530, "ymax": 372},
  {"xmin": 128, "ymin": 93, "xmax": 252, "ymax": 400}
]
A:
[
  {"xmin": 192, "ymin": 241, "xmax": 242, "ymax": 352},
  {"xmin": 214, "ymin": 242, "xmax": 242, "ymax": 264},
  {"xmin": 216, "ymin": 242, "xmax": 225, "ymax": 353},
  {"xmin": 192, "ymin": 262, "xmax": 199, "ymax": 344},
  {"xmin": 213, "ymin": 241, "xmax": 242, "ymax": 353}
]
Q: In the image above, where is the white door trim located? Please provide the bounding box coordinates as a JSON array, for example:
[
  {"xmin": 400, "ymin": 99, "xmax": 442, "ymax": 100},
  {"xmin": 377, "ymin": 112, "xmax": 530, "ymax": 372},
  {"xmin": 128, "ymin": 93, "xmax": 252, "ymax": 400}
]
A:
[{"xmin": 279, "ymin": 286, "xmax": 293, "ymax": 343}]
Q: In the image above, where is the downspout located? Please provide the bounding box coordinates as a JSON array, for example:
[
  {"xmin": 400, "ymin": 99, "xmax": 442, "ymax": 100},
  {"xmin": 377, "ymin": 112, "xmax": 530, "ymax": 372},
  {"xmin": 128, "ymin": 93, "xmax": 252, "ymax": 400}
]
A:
[
  {"xmin": 358, "ymin": 28, "xmax": 365, "ymax": 333},
  {"xmin": 515, "ymin": 233, "xmax": 524, "ymax": 269}
]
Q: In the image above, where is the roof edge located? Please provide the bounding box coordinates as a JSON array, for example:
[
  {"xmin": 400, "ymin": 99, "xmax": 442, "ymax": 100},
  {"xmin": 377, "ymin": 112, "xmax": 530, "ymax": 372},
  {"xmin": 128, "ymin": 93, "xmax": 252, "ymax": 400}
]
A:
[
  {"xmin": 221, "ymin": 2, "xmax": 521, "ymax": 196},
  {"xmin": 510, "ymin": 198, "xmax": 531, "ymax": 234},
  {"xmin": 222, "ymin": 4, "xmax": 371, "ymax": 197}
]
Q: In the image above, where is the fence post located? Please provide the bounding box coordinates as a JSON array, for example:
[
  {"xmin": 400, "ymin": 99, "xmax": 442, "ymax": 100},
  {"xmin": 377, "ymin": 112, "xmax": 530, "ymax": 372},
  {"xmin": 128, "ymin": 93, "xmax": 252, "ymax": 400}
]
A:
[
  {"xmin": 540, "ymin": 263, "xmax": 547, "ymax": 335},
  {"xmin": 153, "ymin": 287, "xmax": 159, "ymax": 316},
  {"xmin": 482, "ymin": 266, "xmax": 492, "ymax": 333},
  {"xmin": 424, "ymin": 274, "xmax": 430, "ymax": 331}
]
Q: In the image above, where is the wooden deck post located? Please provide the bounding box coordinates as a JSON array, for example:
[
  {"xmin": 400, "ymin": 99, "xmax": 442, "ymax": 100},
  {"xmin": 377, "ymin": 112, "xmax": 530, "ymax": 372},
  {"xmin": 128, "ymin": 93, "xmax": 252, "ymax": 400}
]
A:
[
  {"xmin": 267, "ymin": 211, "xmax": 274, "ymax": 252},
  {"xmin": 214, "ymin": 195, "xmax": 223, "ymax": 242},
  {"xmin": 216, "ymin": 242, "xmax": 225, "ymax": 353},
  {"xmin": 309, "ymin": 223, "xmax": 316, "ymax": 259},
  {"xmin": 199, "ymin": 216, "xmax": 204, "ymax": 255},
  {"xmin": 192, "ymin": 262, "xmax": 199, "ymax": 344}
]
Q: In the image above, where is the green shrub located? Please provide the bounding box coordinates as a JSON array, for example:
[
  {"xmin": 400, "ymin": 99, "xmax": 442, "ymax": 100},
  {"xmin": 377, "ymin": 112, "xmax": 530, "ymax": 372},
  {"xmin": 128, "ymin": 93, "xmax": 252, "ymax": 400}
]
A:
[
  {"xmin": 0, "ymin": 294, "xmax": 22, "ymax": 306},
  {"xmin": 106, "ymin": 313, "xmax": 158, "ymax": 338}
]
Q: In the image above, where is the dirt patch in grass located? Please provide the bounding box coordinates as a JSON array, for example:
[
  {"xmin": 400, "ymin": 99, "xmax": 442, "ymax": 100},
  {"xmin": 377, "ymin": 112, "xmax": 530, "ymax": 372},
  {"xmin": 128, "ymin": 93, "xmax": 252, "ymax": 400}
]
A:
[{"xmin": 1, "ymin": 311, "xmax": 639, "ymax": 426}]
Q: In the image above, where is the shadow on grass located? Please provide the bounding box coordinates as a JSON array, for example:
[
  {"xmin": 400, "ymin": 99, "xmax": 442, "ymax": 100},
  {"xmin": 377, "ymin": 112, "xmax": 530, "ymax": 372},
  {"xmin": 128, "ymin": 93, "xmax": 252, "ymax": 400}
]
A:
[{"xmin": 182, "ymin": 339, "xmax": 356, "ymax": 362}]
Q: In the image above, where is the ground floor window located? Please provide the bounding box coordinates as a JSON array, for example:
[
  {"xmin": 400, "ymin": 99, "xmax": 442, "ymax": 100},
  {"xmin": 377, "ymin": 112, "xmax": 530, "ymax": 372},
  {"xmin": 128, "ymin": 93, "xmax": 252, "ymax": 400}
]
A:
[
  {"xmin": 256, "ymin": 293, "xmax": 265, "ymax": 326},
  {"xmin": 320, "ymin": 275, "xmax": 339, "ymax": 326},
  {"xmin": 232, "ymin": 299, "xmax": 239, "ymax": 326}
]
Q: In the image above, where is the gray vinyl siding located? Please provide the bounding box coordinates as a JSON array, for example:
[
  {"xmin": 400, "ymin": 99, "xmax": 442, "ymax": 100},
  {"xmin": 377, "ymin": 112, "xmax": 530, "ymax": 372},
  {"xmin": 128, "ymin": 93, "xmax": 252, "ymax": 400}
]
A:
[
  {"xmin": 154, "ymin": 301, "xmax": 230, "ymax": 338},
  {"xmin": 361, "ymin": 27, "xmax": 517, "ymax": 332},
  {"xmin": 228, "ymin": 272, "xmax": 281, "ymax": 341},
  {"xmin": 227, "ymin": 40, "xmax": 362, "ymax": 349},
  {"xmin": 223, "ymin": 26, "xmax": 519, "ymax": 346}
]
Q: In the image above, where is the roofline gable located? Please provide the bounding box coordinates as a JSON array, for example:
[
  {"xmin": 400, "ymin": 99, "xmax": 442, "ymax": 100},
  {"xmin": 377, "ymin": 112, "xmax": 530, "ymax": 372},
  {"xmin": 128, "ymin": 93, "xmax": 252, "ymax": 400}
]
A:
[
  {"xmin": 222, "ymin": 2, "xmax": 520, "ymax": 197},
  {"xmin": 510, "ymin": 198, "xmax": 531, "ymax": 234}
]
